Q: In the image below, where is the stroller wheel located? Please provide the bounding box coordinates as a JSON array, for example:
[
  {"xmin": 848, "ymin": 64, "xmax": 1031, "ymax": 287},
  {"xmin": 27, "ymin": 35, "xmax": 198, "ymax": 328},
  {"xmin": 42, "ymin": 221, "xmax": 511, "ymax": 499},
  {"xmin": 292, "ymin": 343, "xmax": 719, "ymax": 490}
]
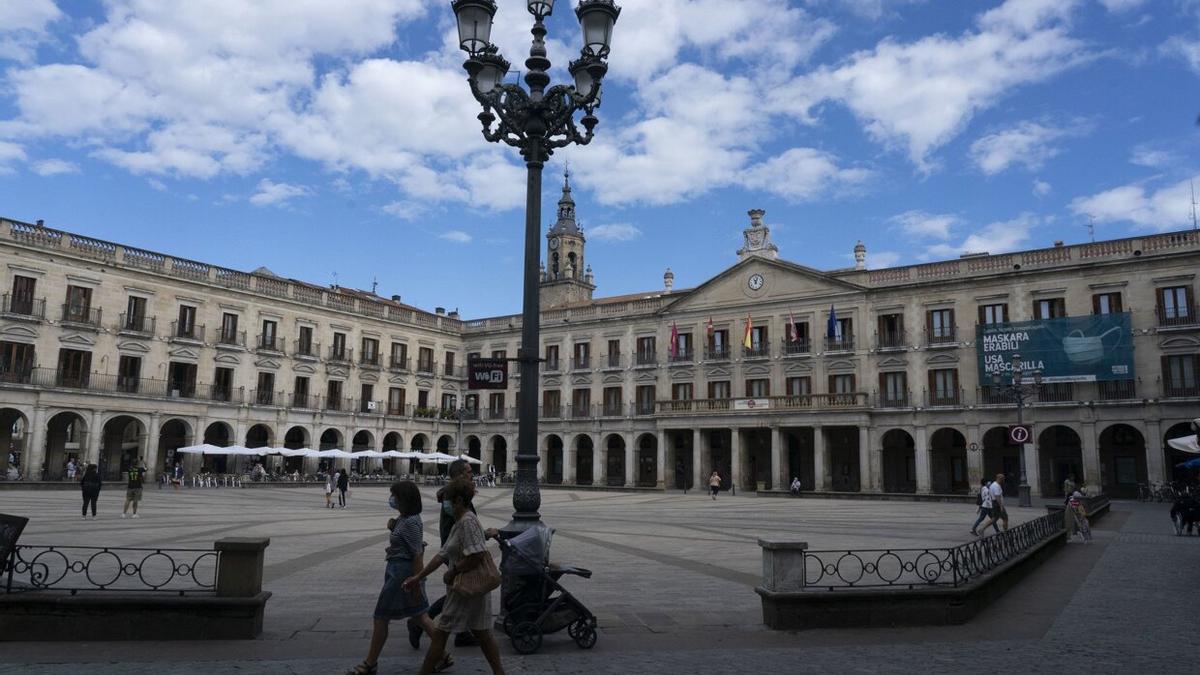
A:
[
  {"xmin": 568, "ymin": 619, "xmax": 592, "ymax": 648},
  {"xmin": 511, "ymin": 621, "xmax": 543, "ymax": 655}
]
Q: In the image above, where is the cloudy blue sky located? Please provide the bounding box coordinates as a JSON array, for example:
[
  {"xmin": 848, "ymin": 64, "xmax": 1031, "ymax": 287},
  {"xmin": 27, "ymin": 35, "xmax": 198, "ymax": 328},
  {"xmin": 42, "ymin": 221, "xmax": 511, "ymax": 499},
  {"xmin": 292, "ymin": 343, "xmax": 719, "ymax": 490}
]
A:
[{"xmin": 1, "ymin": 0, "xmax": 1198, "ymax": 317}]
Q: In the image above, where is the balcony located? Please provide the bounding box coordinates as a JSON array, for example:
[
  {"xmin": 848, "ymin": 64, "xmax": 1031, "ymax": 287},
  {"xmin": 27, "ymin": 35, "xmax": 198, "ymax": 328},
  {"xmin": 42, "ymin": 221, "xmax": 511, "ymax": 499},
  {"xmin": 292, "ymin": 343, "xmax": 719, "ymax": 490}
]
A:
[
  {"xmin": 603, "ymin": 353, "xmax": 622, "ymax": 369},
  {"xmin": 389, "ymin": 356, "xmax": 410, "ymax": 372},
  {"xmin": 824, "ymin": 335, "xmax": 855, "ymax": 352},
  {"xmin": 118, "ymin": 313, "xmax": 156, "ymax": 336},
  {"xmin": 926, "ymin": 327, "xmax": 958, "ymax": 347},
  {"xmin": 634, "ymin": 402, "xmax": 655, "ymax": 416},
  {"xmin": 704, "ymin": 346, "xmax": 731, "ymax": 362},
  {"xmin": 1163, "ymin": 381, "xmax": 1200, "ymax": 398},
  {"xmin": 634, "ymin": 351, "xmax": 657, "ymax": 367},
  {"xmin": 487, "ymin": 407, "xmax": 508, "ymax": 420},
  {"xmin": 386, "ymin": 403, "xmax": 408, "ymax": 416},
  {"xmin": 329, "ymin": 347, "xmax": 354, "ymax": 364},
  {"xmin": 412, "ymin": 407, "xmax": 439, "ymax": 419},
  {"xmin": 201, "ymin": 384, "xmax": 243, "ymax": 404},
  {"xmin": 170, "ymin": 321, "xmax": 205, "ymax": 342},
  {"xmin": 601, "ymin": 403, "xmax": 624, "ymax": 417},
  {"xmin": 257, "ymin": 334, "xmax": 284, "ymax": 353},
  {"xmin": 359, "ymin": 399, "xmax": 382, "ymax": 414},
  {"xmin": 61, "ymin": 304, "xmax": 102, "ymax": 329},
  {"xmin": 654, "ymin": 393, "xmax": 869, "ymax": 414},
  {"xmin": 217, "ymin": 329, "xmax": 246, "ymax": 349},
  {"xmin": 877, "ymin": 391, "xmax": 910, "ymax": 408},
  {"xmin": 415, "ymin": 360, "xmax": 434, "ymax": 375},
  {"xmin": 1037, "ymin": 383, "xmax": 1075, "ymax": 403},
  {"xmin": 1, "ymin": 294, "xmax": 46, "ymax": 320},
  {"xmin": 541, "ymin": 405, "xmax": 562, "ymax": 419},
  {"xmin": 324, "ymin": 395, "xmax": 351, "ymax": 412},
  {"xmin": 360, "ymin": 353, "xmax": 381, "ymax": 369},
  {"xmin": 543, "ymin": 359, "xmax": 560, "ymax": 373},
  {"xmin": 925, "ymin": 389, "xmax": 963, "ymax": 407},
  {"xmin": 668, "ymin": 349, "xmax": 694, "ymax": 365},
  {"xmin": 570, "ymin": 404, "xmax": 593, "ymax": 419},
  {"xmin": 293, "ymin": 339, "xmax": 320, "ymax": 359},
  {"xmin": 0, "ymin": 366, "xmax": 255, "ymax": 404},
  {"xmin": 781, "ymin": 339, "xmax": 811, "ymax": 356},
  {"xmin": 875, "ymin": 331, "xmax": 907, "ymax": 351},
  {"xmin": 291, "ymin": 392, "xmax": 318, "ymax": 409},
  {"xmin": 743, "ymin": 345, "xmax": 770, "ymax": 360},
  {"xmin": 252, "ymin": 389, "xmax": 280, "ymax": 406},
  {"xmin": 1157, "ymin": 304, "xmax": 1198, "ymax": 329},
  {"xmin": 443, "ymin": 364, "xmax": 465, "ymax": 379},
  {"xmin": 1097, "ymin": 379, "xmax": 1137, "ymax": 401},
  {"xmin": 571, "ymin": 356, "xmax": 590, "ymax": 371}
]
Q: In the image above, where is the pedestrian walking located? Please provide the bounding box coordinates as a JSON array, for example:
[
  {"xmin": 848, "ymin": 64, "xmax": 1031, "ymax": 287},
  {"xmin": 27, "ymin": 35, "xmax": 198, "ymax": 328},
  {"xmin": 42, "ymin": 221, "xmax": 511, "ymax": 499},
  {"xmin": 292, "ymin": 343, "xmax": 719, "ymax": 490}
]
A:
[
  {"xmin": 976, "ymin": 473, "xmax": 1008, "ymax": 534},
  {"xmin": 345, "ymin": 480, "xmax": 437, "ymax": 675},
  {"xmin": 337, "ymin": 468, "xmax": 350, "ymax": 508},
  {"xmin": 409, "ymin": 460, "xmax": 477, "ymax": 654},
  {"xmin": 970, "ymin": 478, "xmax": 999, "ymax": 536},
  {"xmin": 172, "ymin": 463, "xmax": 184, "ymax": 490},
  {"xmin": 790, "ymin": 476, "xmax": 802, "ymax": 496},
  {"xmin": 325, "ymin": 473, "xmax": 335, "ymax": 509},
  {"xmin": 121, "ymin": 459, "xmax": 146, "ymax": 519},
  {"xmin": 79, "ymin": 463, "xmax": 101, "ymax": 519},
  {"xmin": 1062, "ymin": 474, "xmax": 1077, "ymax": 503},
  {"xmin": 66, "ymin": 458, "xmax": 78, "ymax": 481},
  {"xmin": 1068, "ymin": 490, "xmax": 1092, "ymax": 543},
  {"xmin": 708, "ymin": 470, "xmax": 721, "ymax": 500},
  {"xmin": 403, "ymin": 479, "xmax": 505, "ymax": 675}
]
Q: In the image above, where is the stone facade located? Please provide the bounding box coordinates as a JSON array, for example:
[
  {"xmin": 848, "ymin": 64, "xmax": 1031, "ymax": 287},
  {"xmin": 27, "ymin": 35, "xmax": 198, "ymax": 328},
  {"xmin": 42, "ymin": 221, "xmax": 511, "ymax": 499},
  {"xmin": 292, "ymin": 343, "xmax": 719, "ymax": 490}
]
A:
[{"xmin": 2, "ymin": 207, "xmax": 1198, "ymax": 498}]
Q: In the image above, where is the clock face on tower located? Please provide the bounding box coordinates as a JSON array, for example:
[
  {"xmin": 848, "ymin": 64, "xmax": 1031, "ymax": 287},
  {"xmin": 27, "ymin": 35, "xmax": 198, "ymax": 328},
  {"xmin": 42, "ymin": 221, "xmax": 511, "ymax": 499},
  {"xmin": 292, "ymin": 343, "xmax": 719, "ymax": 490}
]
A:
[
  {"xmin": 748, "ymin": 273, "xmax": 765, "ymax": 291},
  {"xmin": 549, "ymin": 238, "xmax": 560, "ymax": 250}
]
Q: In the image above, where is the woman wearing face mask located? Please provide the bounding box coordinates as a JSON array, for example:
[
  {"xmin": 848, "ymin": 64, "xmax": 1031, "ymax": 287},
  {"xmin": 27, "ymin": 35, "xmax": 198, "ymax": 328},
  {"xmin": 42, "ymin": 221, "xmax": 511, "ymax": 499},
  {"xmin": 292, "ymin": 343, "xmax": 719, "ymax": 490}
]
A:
[{"xmin": 346, "ymin": 480, "xmax": 436, "ymax": 675}]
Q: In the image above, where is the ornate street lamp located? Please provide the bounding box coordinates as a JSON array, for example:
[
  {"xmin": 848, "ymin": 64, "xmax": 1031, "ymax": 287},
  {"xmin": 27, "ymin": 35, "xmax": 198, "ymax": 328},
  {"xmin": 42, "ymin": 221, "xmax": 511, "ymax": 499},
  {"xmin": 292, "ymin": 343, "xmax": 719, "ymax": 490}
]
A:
[
  {"xmin": 990, "ymin": 353, "xmax": 1043, "ymax": 507},
  {"xmin": 451, "ymin": 0, "xmax": 620, "ymax": 535}
]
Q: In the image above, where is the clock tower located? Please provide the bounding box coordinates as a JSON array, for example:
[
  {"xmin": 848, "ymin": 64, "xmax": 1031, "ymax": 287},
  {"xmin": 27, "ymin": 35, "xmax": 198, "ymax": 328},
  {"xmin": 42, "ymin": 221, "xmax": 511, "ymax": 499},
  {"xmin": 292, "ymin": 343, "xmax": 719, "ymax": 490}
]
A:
[{"xmin": 541, "ymin": 168, "xmax": 595, "ymax": 309}]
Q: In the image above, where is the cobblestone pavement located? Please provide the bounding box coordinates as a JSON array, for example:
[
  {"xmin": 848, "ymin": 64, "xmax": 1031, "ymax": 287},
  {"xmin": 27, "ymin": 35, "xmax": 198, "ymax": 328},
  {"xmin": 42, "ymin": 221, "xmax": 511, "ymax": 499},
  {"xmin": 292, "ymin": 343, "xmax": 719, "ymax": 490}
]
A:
[{"xmin": 1, "ymin": 486, "xmax": 1196, "ymax": 673}]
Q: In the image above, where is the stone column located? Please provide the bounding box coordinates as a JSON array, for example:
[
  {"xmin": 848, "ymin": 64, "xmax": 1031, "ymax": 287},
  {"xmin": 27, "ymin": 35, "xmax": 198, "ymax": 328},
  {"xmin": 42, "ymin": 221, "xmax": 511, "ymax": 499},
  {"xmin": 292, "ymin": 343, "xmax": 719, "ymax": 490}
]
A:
[
  {"xmin": 730, "ymin": 428, "xmax": 742, "ymax": 492},
  {"xmin": 1024, "ymin": 439, "xmax": 1041, "ymax": 498},
  {"xmin": 657, "ymin": 429, "xmax": 668, "ymax": 489},
  {"xmin": 813, "ymin": 426, "xmax": 828, "ymax": 491},
  {"xmin": 857, "ymin": 426, "xmax": 871, "ymax": 493},
  {"xmin": 966, "ymin": 423, "xmax": 984, "ymax": 488},
  {"xmin": 26, "ymin": 406, "xmax": 47, "ymax": 480},
  {"xmin": 565, "ymin": 435, "xmax": 577, "ymax": 485},
  {"xmin": 86, "ymin": 409, "xmax": 104, "ymax": 466},
  {"xmin": 1145, "ymin": 419, "xmax": 1165, "ymax": 484},
  {"xmin": 914, "ymin": 425, "xmax": 931, "ymax": 494},
  {"xmin": 692, "ymin": 428, "xmax": 702, "ymax": 491},
  {"xmin": 596, "ymin": 436, "xmax": 607, "ymax": 485},
  {"xmin": 770, "ymin": 426, "xmax": 784, "ymax": 491},
  {"xmin": 623, "ymin": 432, "xmax": 635, "ymax": 487},
  {"xmin": 1081, "ymin": 421, "xmax": 1101, "ymax": 493},
  {"xmin": 145, "ymin": 412, "xmax": 162, "ymax": 478}
]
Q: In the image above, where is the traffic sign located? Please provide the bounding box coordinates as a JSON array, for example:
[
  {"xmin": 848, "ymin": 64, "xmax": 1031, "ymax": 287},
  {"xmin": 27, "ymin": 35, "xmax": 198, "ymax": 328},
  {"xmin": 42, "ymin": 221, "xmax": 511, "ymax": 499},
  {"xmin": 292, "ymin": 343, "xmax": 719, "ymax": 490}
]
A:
[{"xmin": 1008, "ymin": 425, "xmax": 1032, "ymax": 445}]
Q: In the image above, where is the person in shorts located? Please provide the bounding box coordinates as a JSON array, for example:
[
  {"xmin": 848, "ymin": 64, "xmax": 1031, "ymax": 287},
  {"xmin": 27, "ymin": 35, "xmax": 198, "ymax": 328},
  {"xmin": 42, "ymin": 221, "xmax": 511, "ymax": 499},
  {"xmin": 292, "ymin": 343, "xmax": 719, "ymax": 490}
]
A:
[
  {"xmin": 976, "ymin": 473, "xmax": 1008, "ymax": 534},
  {"xmin": 122, "ymin": 459, "xmax": 147, "ymax": 519}
]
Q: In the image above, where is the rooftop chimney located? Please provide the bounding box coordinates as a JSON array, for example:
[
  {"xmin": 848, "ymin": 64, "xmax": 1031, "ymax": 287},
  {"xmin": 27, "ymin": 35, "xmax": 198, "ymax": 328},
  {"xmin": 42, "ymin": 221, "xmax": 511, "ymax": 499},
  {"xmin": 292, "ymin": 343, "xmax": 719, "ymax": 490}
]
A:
[
  {"xmin": 391, "ymin": 294, "xmax": 402, "ymax": 303},
  {"xmin": 435, "ymin": 307, "xmax": 445, "ymax": 315},
  {"xmin": 1054, "ymin": 240, "xmax": 1064, "ymax": 247}
]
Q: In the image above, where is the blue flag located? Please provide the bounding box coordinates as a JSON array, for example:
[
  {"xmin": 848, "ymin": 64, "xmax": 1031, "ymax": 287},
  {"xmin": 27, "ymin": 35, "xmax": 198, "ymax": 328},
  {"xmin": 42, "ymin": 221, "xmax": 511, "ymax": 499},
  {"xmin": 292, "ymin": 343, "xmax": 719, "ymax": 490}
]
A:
[{"xmin": 826, "ymin": 305, "xmax": 839, "ymax": 339}]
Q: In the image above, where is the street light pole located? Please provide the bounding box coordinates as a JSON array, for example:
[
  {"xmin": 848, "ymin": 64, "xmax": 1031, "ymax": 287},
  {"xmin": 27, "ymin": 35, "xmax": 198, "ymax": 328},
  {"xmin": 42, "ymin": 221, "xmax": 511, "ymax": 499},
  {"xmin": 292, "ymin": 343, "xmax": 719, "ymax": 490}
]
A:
[
  {"xmin": 451, "ymin": 0, "xmax": 620, "ymax": 534},
  {"xmin": 991, "ymin": 352, "xmax": 1042, "ymax": 507}
]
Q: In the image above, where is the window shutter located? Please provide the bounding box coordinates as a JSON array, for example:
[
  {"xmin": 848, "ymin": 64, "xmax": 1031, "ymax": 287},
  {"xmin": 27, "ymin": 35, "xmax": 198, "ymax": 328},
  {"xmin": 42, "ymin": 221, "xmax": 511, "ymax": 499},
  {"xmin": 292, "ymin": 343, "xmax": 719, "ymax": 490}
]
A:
[
  {"xmin": 828, "ymin": 375, "xmax": 836, "ymax": 394},
  {"xmin": 745, "ymin": 379, "xmax": 752, "ymax": 397},
  {"xmin": 928, "ymin": 370, "xmax": 937, "ymax": 398},
  {"xmin": 948, "ymin": 309, "xmax": 956, "ymax": 334},
  {"xmin": 879, "ymin": 372, "xmax": 888, "ymax": 395},
  {"xmin": 978, "ymin": 305, "xmax": 986, "ymax": 325},
  {"xmin": 1113, "ymin": 293, "xmax": 1123, "ymax": 313},
  {"xmin": 849, "ymin": 375, "xmax": 856, "ymax": 391},
  {"xmin": 1091, "ymin": 294, "xmax": 1101, "ymax": 315},
  {"xmin": 926, "ymin": 310, "xmax": 934, "ymax": 337},
  {"xmin": 1161, "ymin": 355, "xmax": 1171, "ymax": 389}
]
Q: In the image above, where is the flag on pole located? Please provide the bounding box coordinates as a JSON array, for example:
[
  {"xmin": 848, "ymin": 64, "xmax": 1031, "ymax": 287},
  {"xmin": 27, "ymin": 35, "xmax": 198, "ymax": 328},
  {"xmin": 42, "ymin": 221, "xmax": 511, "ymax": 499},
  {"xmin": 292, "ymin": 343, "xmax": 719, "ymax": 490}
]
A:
[
  {"xmin": 788, "ymin": 311, "xmax": 797, "ymax": 343},
  {"xmin": 826, "ymin": 305, "xmax": 841, "ymax": 340},
  {"xmin": 706, "ymin": 316, "xmax": 715, "ymax": 339},
  {"xmin": 669, "ymin": 321, "xmax": 679, "ymax": 358},
  {"xmin": 743, "ymin": 313, "xmax": 753, "ymax": 349}
]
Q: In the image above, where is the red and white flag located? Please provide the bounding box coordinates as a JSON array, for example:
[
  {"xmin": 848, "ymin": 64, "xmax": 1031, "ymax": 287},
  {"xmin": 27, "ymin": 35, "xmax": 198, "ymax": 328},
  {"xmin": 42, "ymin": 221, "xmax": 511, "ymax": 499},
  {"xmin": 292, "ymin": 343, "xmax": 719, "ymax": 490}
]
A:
[
  {"xmin": 788, "ymin": 311, "xmax": 797, "ymax": 342},
  {"xmin": 669, "ymin": 321, "xmax": 679, "ymax": 358},
  {"xmin": 706, "ymin": 316, "xmax": 715, "ymax": 339}
]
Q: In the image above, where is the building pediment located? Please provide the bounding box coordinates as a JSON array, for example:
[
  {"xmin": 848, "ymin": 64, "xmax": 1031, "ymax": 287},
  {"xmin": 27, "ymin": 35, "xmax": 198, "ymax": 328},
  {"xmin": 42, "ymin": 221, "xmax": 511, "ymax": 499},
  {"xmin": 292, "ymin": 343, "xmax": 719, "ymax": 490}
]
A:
[
  {"xmin": 660, "ymin": 257, "xmax": 864, "ymax": 314},
  {"xmin": 571, "ymin": 375, "xmax": 592, "ymax": 386},
  {"xmin": 705, "ymin": 366, "xmax": 732, "ymax": 378},
  {"xmin": 58, "ymin": 332, "xmax": 96, "ymax": 347},
  {"xmin": 0, "ymin": 324, "xmax": 38, "ymax": 341},
  {"xmin": 387, "ymin": 374, "xmax": 407, "ymax": 385},
  {"xmin": 326, "ymin": 364, "xmax": 350, "ymax": 378},
  {"xmin": 1160, "ymin": 335, "xmax": 1200, "ymax": 350},
  {"xmin": 634, "ymin": 370, "xmax": 658, "ymax": 382},
  {"xmin": 784, "ymin": 361, "xmax": 814, "ymax": 374},
  {"xmin": 169, "ymin": 346, "xmax": 200, "ymax": 360},
  {"xmin": 670, "ymin": 369, "xmax": 694, "ymax": 381},
  {"xmin": 602, "ymin": 374, "xmax": 624, "ymax": 384},
  {"xmin": 359, "ymin": 372, "xmax": 379, "ymax": 383},
  {"xmin": 214, "ymin": 353, "xmax": 241, "ymax": 365},
  {"xmin": 254, "ymin": 358, "xmax": 282, "ymax": 370},
  {"xmin": 877, "ymin": 356, "xmax": 908, "ymax": 369},
  {"xmin": 415, "ymin": 378, "xmax": 434, "ymax": 388},
  {"xmin": 544, "ymin": 377, "xmax": 562, "ymax": 388},
  {"xmin": 117, "ymin": 340, "xmax": 150, "ymax": 354},
  {"xmin": 925, "ymin": 353, "xmax": 960, "ymax": 366},
  {"xmin": 827, "ymin": 358, "xmax": 858, "ymax": 372},
  {"xmin": 295, "ymin": 363, "xmax": 317, "ymax": 375}
]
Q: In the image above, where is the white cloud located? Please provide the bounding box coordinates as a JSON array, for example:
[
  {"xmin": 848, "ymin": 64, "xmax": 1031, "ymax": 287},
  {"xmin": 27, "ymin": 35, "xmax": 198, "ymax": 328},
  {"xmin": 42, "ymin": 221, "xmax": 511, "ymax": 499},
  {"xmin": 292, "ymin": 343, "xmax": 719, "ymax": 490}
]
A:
[
  {"xmin": 0, "ymin": 0, "xmax": 61, "ymax": 63},
  {"xmin": 1098, "ymin": 0, "xmax": 1146, "ymax": 11},
  {"xmin": 439, "ymin": 230, "xmax": 473, "ymax": 244},
  {"xmin": 31, "ymin": 158, "xmax": 79, "ymax": 176},
  {"xmin": 1163, "ymin": 36, "xmax": 1200, "ymax": 74},
  {"xmin": 147, "ymin": 178, "xmax": 167, "ymax": 192},
  {"xmin": 889, "ymin": 210, "xmax": 959, "ymax": 239},
  {"xmin": 1033, "ymin": 179, "xmax": 1052, "ymax": 197},
  {"xmin": 249, "ymin": 179, "xmax": 310, "ymax": 207},
  {"xmin": 1129, "ymin": 145, "xmax": 1178, "ymax": 168},
  {"xmin": 867, "ymin": 250, "xmax": 903, "ymax": 269},
  {"xmin": 381, "ymin": 200, "xmax": 426, "ymax": 221},
  {"xmin": 588, "ymin": 223, "xmax": 643, "ymax": 242},
  {"xmin": 742, "ymin": 148, "xmax": 872, "ymax": 202},
  {"xmin": 810, "ymin": 1, "xmax": 927, "ymax": 20},
  {"xmin": 772, "ymin": 0, "xmax": 1089, "ymax": 169},
  {"xmin": 1070, "ymin": 175, "xmax": 1200, "ymax": 231},
  {"xmin": 927, "ymin": 213, "xmax": 1040, "ymax": 258},
  {"xmin": 969, "ymin": 120, "xmax": 1089, "ymax": 174}
]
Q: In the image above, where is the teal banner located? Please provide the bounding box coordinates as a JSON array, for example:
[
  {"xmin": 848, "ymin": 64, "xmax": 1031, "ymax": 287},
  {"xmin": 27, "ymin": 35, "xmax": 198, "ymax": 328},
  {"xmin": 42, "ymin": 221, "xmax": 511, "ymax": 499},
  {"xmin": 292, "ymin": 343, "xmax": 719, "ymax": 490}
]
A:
[{"xmin": 976, "ymin": 313, "xmax": 1134, "ymax": 383}]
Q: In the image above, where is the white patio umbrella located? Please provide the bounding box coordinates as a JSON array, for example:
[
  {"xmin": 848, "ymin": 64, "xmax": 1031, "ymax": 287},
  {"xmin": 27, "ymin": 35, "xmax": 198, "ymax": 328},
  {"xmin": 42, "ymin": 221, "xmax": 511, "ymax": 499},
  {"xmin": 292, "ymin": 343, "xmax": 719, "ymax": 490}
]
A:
[
  {"xmin": 174, "ymin": 443, "xmax": 226, "ymax": 455},
  {"xmin": 276, "ymin": 447, "xmax": 318, "ymax": 458},
  {"xmin": 317, "ymin": 449, "xmax": 356, "ymax": 459},
  {"xmin": 1167, "ymin": 435, "xmax": 1200, "ymax": 454},
  {"xmin": 422, "ymin": 452, "xmax": 461, "ymax": 464},
  {"xmin": 383, "ymin": 450, "xmax": 423, "ymax": 459},
  {"xmin": 456, "ymin": 454, "xmax": 483, "ymax": 465}
]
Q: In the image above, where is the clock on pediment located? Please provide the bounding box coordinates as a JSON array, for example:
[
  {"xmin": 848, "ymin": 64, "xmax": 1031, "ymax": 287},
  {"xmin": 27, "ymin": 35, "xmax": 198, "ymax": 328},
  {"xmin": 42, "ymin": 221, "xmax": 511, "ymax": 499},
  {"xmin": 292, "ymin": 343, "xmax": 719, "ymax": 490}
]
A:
[{"xmin": 744, "ymin": 272, "xmax": 767, "ymax": 298}]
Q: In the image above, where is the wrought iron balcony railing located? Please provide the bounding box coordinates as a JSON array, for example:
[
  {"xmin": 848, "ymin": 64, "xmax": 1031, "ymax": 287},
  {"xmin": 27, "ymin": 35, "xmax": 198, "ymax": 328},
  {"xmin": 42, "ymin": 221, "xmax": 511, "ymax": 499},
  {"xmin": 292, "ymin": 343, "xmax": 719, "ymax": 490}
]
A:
[
  {"xmin": 61, "ymin": 304, "xmax": 102, "ymax": 327},
  {"xmin": 118, "ymin": 313, "xmax": 156, "ymax": 335},
  {"xmin": 1, "ymin": 294, "xmax": 46, "ymax": 319}
]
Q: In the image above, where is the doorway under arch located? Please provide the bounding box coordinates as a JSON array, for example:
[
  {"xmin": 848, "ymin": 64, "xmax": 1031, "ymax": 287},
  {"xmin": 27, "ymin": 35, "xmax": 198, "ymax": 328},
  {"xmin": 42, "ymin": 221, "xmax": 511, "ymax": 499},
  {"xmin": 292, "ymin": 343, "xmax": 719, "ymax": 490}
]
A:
[
  {"xmin": 157, "ymin": 418, "xmax": 191, "ymax": 477},
  {"xmin": 930, "ymin": 428, "xmax": 968, "ymax": 494},
  {"xmin": 490, "ymin": 436, "xmax": 507, "ymax": 475},
  {"xmin": 575, "ymin": 435, "xmax": 593, "ymax": 485},
  {"xmin": 1, "ymin": 408, "xmax": 29, "ymax": 478},
  {"xmin": 881, "ymin": 429, "xmax": 916, "ymax": 493},
  {"xmin": 545, "ymin": 435, "xmax": 564, "ymax": 484},
  {"xmin": 45, "ymin": 411, "xmax": 87, "ymax": 480},
  {"xmin": 982, "ymin": 426, "xmax": 1020, "ymax": 497},
  {"xmin": 101, "ymin": 415, "xmax": 145, "ymax": 481},
  {"xmin": 1038, "ymin": 425, "xmax": 1082, "ymax": 497},
  {"xmin": 636, "ymin": 433, "xmax": 657, "ymax": 487},
  {"xmin": 1099, "ymin": 424, "xmax": 1146, "ymax": 498},
  {"xmin": 203, "ymin": 421, "xmax": 234, "ymax": 473}
]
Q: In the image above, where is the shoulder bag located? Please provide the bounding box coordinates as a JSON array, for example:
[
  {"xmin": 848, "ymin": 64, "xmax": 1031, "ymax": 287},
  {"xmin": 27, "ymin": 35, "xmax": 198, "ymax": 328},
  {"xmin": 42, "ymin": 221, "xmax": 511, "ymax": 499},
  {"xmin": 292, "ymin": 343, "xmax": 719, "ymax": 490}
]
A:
[{"xmin": 452, "ymin": 548, "xmax": 501, "ymax": 598}]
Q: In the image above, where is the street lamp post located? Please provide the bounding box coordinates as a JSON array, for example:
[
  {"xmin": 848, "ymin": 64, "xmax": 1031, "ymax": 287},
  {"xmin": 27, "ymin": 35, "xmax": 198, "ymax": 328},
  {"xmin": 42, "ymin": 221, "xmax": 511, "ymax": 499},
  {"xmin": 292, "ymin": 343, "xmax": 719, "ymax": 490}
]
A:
[
  {"xmin": 990, "ymin": 352, "xmax": 1043, "ymax": 507},
  {"xmin": 451, "ymin": 0, "xmax": 620, "ymax": 535}
]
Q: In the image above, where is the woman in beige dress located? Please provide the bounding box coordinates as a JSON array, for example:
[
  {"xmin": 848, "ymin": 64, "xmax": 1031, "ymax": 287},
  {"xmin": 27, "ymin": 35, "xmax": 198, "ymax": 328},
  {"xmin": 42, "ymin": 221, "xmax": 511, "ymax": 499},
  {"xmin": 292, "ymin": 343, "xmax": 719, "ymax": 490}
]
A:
[{"xmin": 403, "ymin": 479, "xmax": 505, "ymax": 675}]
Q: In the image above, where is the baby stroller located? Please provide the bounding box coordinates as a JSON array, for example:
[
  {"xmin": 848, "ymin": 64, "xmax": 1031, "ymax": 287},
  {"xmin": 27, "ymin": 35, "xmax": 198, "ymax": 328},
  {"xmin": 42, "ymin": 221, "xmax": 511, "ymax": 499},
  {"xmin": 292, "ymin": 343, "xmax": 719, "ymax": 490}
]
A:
[{"xmin": 498, "ymin": 525, "xmax": 597, "ymax": 655}]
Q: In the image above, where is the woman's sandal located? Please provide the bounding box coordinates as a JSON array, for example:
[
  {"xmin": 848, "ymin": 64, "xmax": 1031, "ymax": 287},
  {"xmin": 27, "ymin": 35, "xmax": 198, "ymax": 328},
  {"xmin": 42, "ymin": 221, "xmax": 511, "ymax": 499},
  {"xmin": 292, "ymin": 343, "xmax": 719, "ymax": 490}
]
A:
[
  {"xmin": 432, "ymin": 653, "xmax": 455, "ymax": 673},
  {"xmin": 345, "ymin": 661, "xmax": 377, "ymax": 675}
]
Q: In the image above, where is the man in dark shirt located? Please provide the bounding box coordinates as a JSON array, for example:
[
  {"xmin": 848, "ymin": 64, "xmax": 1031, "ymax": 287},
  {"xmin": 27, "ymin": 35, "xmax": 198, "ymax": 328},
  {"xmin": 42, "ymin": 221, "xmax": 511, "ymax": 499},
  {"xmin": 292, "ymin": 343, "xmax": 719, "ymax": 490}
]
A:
[
  {"xmin": 336, "ymin": 468, "xmax": 350, "ymax": 508},
  {"xmin": 122, "ymin": 459, "xmax": 147, "ymax": 519}
]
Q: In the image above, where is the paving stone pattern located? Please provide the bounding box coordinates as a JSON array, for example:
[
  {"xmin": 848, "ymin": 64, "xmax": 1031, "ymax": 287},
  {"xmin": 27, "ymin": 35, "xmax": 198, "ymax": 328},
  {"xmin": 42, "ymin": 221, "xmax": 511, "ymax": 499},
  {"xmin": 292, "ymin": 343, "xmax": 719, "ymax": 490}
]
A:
[{"xmin": 0, "ymin": 485, "xmax": 1196, "ymax": 673}]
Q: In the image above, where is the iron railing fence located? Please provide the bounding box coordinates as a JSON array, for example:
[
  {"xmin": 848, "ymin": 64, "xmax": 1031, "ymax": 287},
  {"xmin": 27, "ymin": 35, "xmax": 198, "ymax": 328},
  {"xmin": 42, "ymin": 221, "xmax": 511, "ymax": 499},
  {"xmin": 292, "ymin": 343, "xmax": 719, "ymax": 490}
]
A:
[
  {"xmin": 800, "ymin": 513, "xmax": 1062, "ymax": 590},
  {"xmin": 6, "ymin": 545, "xmax": 219, "ymax": 596}
]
